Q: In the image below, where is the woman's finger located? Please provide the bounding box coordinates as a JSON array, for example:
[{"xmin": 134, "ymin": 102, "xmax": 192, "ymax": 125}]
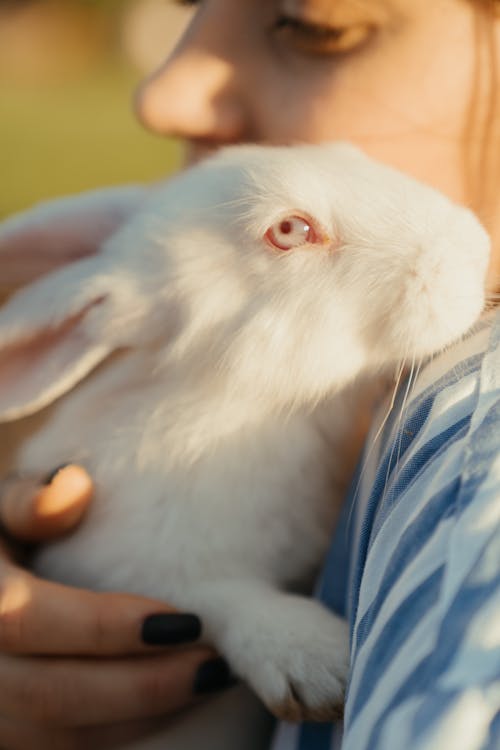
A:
[
  {"xmin": 0, "ymin": 465, "xmax": 93, "ymax": 543},
  {"xmin": 0, "ymin": 651, "xmax": 231, "ymax": 727},
  {"xmin": 0, "ymin": 566, "xmax": 204, "ymax": 656}
]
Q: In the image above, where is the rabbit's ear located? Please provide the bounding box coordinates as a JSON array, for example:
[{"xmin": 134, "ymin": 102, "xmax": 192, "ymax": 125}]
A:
[
  {"xmin": 0, "ymin": 185, "xmax": 149, "ymax": 295},
  {"xmin": 0, "ymin": 257, "xmax": 130, "ymax": 422}
]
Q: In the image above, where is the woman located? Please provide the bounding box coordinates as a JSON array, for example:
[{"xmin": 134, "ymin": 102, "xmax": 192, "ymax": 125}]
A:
[{"xmin": 0, "ymin": 1, "xmax": 498, "ymax": 747}]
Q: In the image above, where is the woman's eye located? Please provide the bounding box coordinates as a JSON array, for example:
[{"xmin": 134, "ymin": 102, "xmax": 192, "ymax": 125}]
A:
[
  {"xmin": 265, "ymin": 215, "xmax": 322, "ymax": 251},
  {"xmin": 273, "ymin": 16, "xmax": 374, "ymax": 57}
]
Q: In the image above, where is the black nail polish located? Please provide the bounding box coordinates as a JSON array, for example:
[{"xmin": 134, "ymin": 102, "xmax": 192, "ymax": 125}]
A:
[
  {"xmin": 42, "ymin": 464, "xmax": 72, "ymax": 486},
  {"xmin": 193, "ymin": 658, "xmax": 236, "ymax": 694},
  {"xmin": 141, "ymin": 613, "xmax": 202, "ymax": 645}
]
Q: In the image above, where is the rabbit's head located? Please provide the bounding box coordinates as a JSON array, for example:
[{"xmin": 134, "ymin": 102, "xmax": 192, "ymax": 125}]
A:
[{"xmin": 0, "ymin": 143, "xmax": 490, "ymax": 419}]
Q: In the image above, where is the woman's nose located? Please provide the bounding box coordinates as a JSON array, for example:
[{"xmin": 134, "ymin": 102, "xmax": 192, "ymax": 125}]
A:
[{"xmin": 134, "ymin": 14, "xmax": 249, "ymax": 149}]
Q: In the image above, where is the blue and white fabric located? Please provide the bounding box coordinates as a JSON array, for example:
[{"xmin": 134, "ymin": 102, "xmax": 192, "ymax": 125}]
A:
[{"xmin": 272, "ymin": 309, "xmax": 500, "ymax": 750}]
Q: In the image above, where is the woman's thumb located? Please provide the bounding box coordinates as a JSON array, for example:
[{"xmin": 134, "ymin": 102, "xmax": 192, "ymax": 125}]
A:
[{"xmin": 0, "ymin": 464, "xmax": 93, "ymax": 544}]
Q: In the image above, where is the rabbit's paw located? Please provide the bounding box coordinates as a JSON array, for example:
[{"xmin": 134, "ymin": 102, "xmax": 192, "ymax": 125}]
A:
[{"xmin": 226, "ymin": 599, "xmax": 350, "ymax": 722}]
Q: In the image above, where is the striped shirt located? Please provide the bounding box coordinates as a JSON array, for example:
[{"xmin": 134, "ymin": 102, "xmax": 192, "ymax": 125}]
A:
[{"xmin": 272, "ymin": 309, "xmax": 500, "ymax": 750}]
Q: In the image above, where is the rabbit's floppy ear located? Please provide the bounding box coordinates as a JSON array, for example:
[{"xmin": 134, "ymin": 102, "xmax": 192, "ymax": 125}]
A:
[
  {"xmin": 0, "ymin": 253, "xmax": 145, "ymax": 422},
  {"xmin": 0, "ymin": 184, "xmax": 150, "ymax": 295}
]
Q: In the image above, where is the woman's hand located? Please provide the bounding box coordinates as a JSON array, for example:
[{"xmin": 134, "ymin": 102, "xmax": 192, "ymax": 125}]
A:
[{"xmin": 0, "ymin": 466, "xmax": 231, "ymax": 750}]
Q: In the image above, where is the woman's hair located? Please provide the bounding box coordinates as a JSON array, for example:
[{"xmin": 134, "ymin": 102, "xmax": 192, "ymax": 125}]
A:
[{"xmin": 466, "ymin": 0, "xmax": 499, "ymax": 224}]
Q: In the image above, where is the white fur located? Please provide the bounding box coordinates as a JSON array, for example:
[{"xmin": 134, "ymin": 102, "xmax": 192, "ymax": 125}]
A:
[{"xmin": 0, "ymin": 143, "xmax": 490, "ymax": 745}]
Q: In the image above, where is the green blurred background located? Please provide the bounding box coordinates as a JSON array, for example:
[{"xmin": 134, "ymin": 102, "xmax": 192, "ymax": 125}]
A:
[{"xmin": 0, "ymin": 0, "xmax": 194, "ymax": 219}]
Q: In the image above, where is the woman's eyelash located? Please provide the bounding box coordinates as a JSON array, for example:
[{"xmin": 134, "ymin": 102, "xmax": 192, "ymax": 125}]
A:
[
  {"xmin": 273, "ymin": 15, "xmax": 375, "ymax": 56},
  {"xmin": 168, "ymin": 4, "xmax": 372, "ymax": 56},
  {"xmin": 275, "ymin": 16, "xmax": 345, "ymax": 41}
]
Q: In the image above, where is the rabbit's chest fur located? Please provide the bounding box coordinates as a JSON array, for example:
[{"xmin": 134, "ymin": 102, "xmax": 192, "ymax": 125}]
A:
[{"xmin": 7, "ymin": 351, "xmax": 352, "ymax": 604}]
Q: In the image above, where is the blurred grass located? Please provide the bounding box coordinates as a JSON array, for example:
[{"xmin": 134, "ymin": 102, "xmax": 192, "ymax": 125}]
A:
[{"xmin": 0, "ymin": 61, "xmax": 182, "ymax": 219}]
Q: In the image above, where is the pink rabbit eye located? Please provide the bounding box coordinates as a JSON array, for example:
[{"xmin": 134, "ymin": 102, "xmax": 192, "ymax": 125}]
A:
[{"xmin": 265, "ymin": 214, "xmax": 320, "ymax": 251}]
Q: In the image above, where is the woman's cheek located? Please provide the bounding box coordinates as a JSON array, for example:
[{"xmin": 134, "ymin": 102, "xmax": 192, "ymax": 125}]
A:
[{"xmin": 262, "ymin": 48, "xmax": 470, "ymax": 204}]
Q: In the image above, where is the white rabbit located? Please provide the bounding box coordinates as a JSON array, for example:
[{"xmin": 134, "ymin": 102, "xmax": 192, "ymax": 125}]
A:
[{"xmin": 0, "ymin": 143, "xmax": 490, "ymax": 748}]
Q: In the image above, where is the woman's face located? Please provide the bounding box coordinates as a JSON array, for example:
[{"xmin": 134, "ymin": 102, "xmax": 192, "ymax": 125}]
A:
[{"xmin": 136, "ymin": 0, "xmax": 500, "ymax": 278}]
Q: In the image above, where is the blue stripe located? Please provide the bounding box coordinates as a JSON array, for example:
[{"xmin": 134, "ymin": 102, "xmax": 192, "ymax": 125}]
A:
[
  {"xmin": 487, "ymin": 709, "xmax": 500, "ymax": 749},
  {"xmin": 348, "ymin": 565, "xmax": 444, "ymax": 720},
  {"xmin": 409, "ymin": 688, "xmax": 456, "ymax": 742},
  {"xmin": 371, "ymin": 417, "xmax": 470, "ymax": 540},
  {"xmin": 345, "ymin": 351, "xmax": 482, "ymax": 565},
  {"xmin": 405, "ymin": 352, "xmax": 483, "ymax": 422},
  {"xmin": 457, "ymin": 398, "xmax": 500, "ymax": 514},
  {"xmin": 381, "ymin": 352, "xmax": 482, "ymax": 480},
  {"xmin": 364, "ymin": 540, "xmax": 500, "ymax": 747},
  {"xmin": 377, "ymin": 391, "xmax": 436, "ymax": 484},
  {"xmin": 349, "ymin": 418, "xmax": 468, "ymax": 627},
  {"xmin": 317, "ymin": 464, "xmax": 363, "ymax": 615},
  {"xmin": 353, "ymin": 478, "xmax": 459, "ymax": 652}
]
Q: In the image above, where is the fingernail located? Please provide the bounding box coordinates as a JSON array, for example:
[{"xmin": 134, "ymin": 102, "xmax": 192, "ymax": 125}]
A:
[
  {"xmin": 42, "ymin": 464, "xmax": 71, "ymax": 486},
  {"xmin": 141, "ymin": 613, "xmax": 202, "ymax": 645},
  {"xmin": 193, "ymin": 658, "xmax": 236, "ymax": 694}
]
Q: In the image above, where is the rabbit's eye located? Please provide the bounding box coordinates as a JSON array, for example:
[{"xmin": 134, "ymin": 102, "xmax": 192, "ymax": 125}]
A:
[{"xmin": 265, "ymin": 215, "xmax": 321, "ymax": 251}]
